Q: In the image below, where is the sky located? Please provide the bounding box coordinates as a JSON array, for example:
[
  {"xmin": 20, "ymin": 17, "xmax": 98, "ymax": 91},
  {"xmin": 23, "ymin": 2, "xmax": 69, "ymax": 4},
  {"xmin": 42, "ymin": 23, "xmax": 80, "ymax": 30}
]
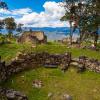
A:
[{"xmin": 0, "ymin": 0, "xmax": 69, "ymax": 27}]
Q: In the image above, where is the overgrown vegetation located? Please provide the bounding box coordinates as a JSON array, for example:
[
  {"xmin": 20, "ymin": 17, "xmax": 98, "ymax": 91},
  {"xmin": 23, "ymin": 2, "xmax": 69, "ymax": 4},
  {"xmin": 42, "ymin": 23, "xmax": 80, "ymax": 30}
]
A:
[
  {"xmin": 0, "ymin": 1, "xmax": 100, "ymax": 99},
  {"xmin": 61, "ymin": 0, "xmax": 100, "ymax": 46},
  {"xmin": 0, "ymin": 42, "xmax": 100, "ymax": 62},
  {"xmin": 3, "ymin": 67, "xmax": 100, "ymax": 100}
]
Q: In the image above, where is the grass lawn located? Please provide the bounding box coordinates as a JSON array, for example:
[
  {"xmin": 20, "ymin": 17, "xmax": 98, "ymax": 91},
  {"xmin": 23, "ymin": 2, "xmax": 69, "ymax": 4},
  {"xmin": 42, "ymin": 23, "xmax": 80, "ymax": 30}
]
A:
[
  {"xmin": 0, "ymin": 42, "xmax": 100, "ymax": 62},
  {"xmin": 3, "ymin": 67, "xmax": 100, "ymax": 100},
  {"xmin": 0, "ymin": 43, "xmax": 33, "ymax": 62},
  {"xmin": 0, "ymin": 42, "xmax": 100, "ymax": 100}
]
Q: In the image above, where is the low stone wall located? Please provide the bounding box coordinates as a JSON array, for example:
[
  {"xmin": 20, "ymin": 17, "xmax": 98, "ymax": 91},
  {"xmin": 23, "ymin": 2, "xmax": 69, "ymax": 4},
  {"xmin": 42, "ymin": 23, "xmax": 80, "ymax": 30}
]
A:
[
  {"xmin": 0, "ymin": 52, "xmax": 100, "ymax": 83},
  {"xmin": 0, "ymin": 52, "xmax": 100, "ymax": 99},
  {"xmin": 0, "ymin": 87, "xmax": 28, "ymax": 100},
  {"xmin": 0, "ymin": 52, "xmax": 71, "ymax": 83},
  {"xmin": 78, "ymin": 56, "xmax": 100, "ymax": 73}
]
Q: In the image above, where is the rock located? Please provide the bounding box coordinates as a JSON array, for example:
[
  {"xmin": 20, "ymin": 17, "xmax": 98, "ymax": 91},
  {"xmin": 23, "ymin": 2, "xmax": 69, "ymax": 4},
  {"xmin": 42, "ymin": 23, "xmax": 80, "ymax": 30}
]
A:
[
  {"xmin": 6, "ymin": 89, "xmax": 28, "ymax": 100},
  {"xmin": 0, "ymin": 52, "xmax": 100, "ymax": 84},
  {"xmin": 6, "ymin": 90, "xmax": 15, "ymax": 99},
  {"xmin": 32, "ymin": 80, "xmax": 43, "ymax": 88},
  {"xmin": 93, "ymin": 89, "xmax": 97, "ymax": 93},
  {"xmin": 32, "ymin": 45, "xmax": 36, "ymax": 48},
  {"xmin": 48, "ymin": 92, "xmax": 53, "ymax": 98},
  {"xmin": 18, "ymin": 31, "xmax": 47, "ymax": 44},
  {"xmin": 63, "ymin": 94, "xmax": 72, "ymax": 100}
]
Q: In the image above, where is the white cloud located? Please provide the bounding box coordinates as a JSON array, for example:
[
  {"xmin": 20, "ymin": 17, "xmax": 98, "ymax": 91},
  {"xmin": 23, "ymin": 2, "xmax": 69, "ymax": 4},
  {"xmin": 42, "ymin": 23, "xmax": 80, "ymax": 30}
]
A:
[
  {"xmin": 0, "ymin": 8, "xmax": 32, "ymax": 15},
  {"xmin": 0, "ymin": 1, "xmax": 69, "ymax": 27},
  {"xmin": 12, "ymin": 8, "xmax": 32, "ymax": 15}
]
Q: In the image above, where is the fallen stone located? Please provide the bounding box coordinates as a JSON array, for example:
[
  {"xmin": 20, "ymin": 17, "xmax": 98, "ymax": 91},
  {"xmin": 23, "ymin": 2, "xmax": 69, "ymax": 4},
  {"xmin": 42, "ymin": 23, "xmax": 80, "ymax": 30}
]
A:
[
  {"xmin": 5, "ymin": 89, "xmax": 28, "ymax": 100},
  {"xmin": 48, "ymin": 92, "xmax": 53, "ymax": 98},
  {"xmin": 32, "ymin": 80, "xmax": 43, "ymax": 88},
  {"xmin": 63, "ymin": 94, "xmax": 72, "ymax": 100}
]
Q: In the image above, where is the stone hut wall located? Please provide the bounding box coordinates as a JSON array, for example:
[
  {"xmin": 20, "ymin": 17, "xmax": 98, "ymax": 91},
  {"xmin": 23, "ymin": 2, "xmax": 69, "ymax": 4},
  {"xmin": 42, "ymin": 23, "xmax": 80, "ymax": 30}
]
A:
[
  {"xmin": 0, "ymin": 53, "xmax": 100, "ymax": 100},
  {"xmin": 0, "ymin": 52, "xmax": 100, "ymax": 83},
  {"xmin": 18, "ymin": 31, "xmax": 47, "ymax": 44},
  {"xmin": 78, "ymin": 56, "xmax": 100, "ymax": 73},
  {"xmin": 0, "ymin": 52, "xmax": 71, "ymax": 83}
]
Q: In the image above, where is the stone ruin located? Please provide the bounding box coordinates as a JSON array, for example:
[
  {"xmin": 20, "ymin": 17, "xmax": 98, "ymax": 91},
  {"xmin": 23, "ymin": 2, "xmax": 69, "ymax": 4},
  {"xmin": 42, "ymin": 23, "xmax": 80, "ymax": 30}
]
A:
[
  {"xmin": 77, "ymin": 56, "xmax": 100, "ymax": 73},
  {"xmin": 0, "ymin": 52, "xmax": 100, "ymax": 99},
  {"xmin": 0, "ymin": 51, "xmax": 100, "ymax": 82},
  {"xmin": 32, "ymin": 80, "xmax": 43, "ymax": 88},
  {"xmin": 18, "ymin": 31, "xmax": 47, "ymax": 44},
  {"xmin": 0, "ymin": 87, "xmax": 28, "ymax": 100}
]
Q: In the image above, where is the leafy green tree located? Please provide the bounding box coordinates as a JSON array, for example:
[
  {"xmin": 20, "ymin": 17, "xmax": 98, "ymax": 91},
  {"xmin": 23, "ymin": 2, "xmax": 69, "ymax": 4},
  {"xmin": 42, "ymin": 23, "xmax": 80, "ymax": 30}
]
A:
[
  {"xmin": 4, "ymin": 17, "xmax": 16, "ymax": 42},
  {"xmin": 0, "ymin": 33, "xmax": 6, "ymax": 44},
  {"xmin": 61, "ymin": 0, "xmax": 81, "ymax": 45},
  {"xmin": 0, "ymin": 20, "xmax": 4, "ymax": 32},
  {"xmin": 88, "ymin": 0, "xmax": 100, "ymax": 46},
  {"xmin": 4, "ymin": 17, "xmax": 16, "ymax": 35},
  {"xmin": 61, "ymin": 0, "xmax": 100, "ymax": 47},
  {"xmin": 0, "ymin": 1, "xmax": 8, "ymax": 9},
  {"xmin": 16, "ymin": 23, "xmax": 23, "ymax": 34}
]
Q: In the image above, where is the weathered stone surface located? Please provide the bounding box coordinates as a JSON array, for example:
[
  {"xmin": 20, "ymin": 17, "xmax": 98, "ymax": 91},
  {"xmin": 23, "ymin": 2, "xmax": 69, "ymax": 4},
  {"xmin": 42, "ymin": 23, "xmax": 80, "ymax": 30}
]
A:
[
  {"xmin": 48, "ymin": 92, "xmax": 53, "ymax": 98},
  {"xmin": 0, "ymin": 52, "xmax": 100, "ymax": 83},
  {"xmin": 0, "ymin": 52, "xmax": 100, "ymax": 99},
  {"xmin": 63, "ymin": 94, "xmax": 72, "ymax": 100},
  {"xmin": 0, "ymin": 88, "xmax": 28, "ymax": 100},
  {"xmin": 77, "ymin": 56, "xmax": 100, "ymax": 73},
  {"xmin": 5, "ymin": 89, "xmax": 28, "ymax": 100},
  {"xmin": 32, "ymin": 80, "xmax": 43, "ymax": 88},
  {"xmin": 18, "ymin": 31, "xmax": 47, "ymax": 44}
]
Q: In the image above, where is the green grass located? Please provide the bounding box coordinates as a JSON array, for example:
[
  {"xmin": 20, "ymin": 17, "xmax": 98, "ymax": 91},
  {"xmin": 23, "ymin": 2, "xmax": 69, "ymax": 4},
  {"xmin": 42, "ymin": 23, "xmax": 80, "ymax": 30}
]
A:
[
  {"xmin": 0, "ymin": 42, "xmax": 100, "ymax": 100},
  {"xmin": 0, "ymin": 43, "xmax": 33, "ymax": 62},
  {"xmin": 35, "ymin": 43, "xmax": 100, "ymax": 59},
  {"xmin": 3, "ymin": 67, "xmax": 100, "ymax": 100},
  {"xmin": 0, "ymin": 42, "xmax": 100, "ymax": 62}
]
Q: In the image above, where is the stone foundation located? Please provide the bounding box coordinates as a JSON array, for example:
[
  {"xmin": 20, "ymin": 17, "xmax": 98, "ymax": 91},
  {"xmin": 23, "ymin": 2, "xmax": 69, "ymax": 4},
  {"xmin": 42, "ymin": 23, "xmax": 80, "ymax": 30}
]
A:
[
  {"xmin": 0, "ymin": 52, "xmax": 100, "ymax": 83},
  {"xmin": 0, "ymin": 52, "xmax": 72, "ymax": 83},
  {"xmin": 78, "ymin": 56, "xmax": 100, "ymax": 73},
  {"xmin": 0, "ymin": 87, "xmax": 28, "ymax": 100},
  {"xmin": 0, "ymin": 52, "xmax": 100, "ymax": 99}
]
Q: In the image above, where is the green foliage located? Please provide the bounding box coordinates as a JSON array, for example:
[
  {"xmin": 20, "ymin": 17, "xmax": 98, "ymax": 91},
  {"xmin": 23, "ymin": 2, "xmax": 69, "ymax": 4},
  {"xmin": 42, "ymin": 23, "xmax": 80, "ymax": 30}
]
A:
[
  {"xmin": 0, "ymin": 33, "xmax": 7, "ymax": 44},
  {"xmin": 0, "ymin": 42, "xmax": 100, "ymax": 62},
  {"xmin": 4, "ymin": 17, "xmax": 16, "ymax": 34},
  {"xmin": 0, "ymin": 1, "xmax": 8, "ymax": 9},
  {"xmin": 61, "ymin": 0, "xmax": 100, "ymax": 45},
  {"xmin": 3, "ymin": 67, "xmax": 100, "ymax": 100},
  {"xmin": 60, "ymin": 13, "xmax": 71, "ymax": 21},
  {"xmin": 0, "ymin": 42, "xmax": 100, "ymax": 99},
  {"xmin": 0, "ymin": 20, "xmax": 4, "ymax": 31},
  {"xmin": 16, "ymin": 23, "xmax": 23, "ymax": 34}
]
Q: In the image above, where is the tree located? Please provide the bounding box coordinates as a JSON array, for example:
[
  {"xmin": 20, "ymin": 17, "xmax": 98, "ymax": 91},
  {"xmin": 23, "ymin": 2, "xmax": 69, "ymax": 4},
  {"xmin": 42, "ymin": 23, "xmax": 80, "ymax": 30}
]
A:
[
  {"xmin": 88, "ymin": 0, "xmax": 100, "ymax": 47},
  {"xmin": 4, "ymin": 17, "xmax": 16, "ymax": 41},
  {"xmin": 0, "ymin": 1, "xmax": 8, "ymax": 9},
  {"xmin": 0, "ymin": 20, "xmax": 4, "ymax": 32},
  {"xmin": 61, "ymin": 0, "xmax": 81, "ymax": 45},
  {"xmin": 61, "ymin": 0, "xmax": 100, "ymax": 46},
  {"xmin": 16, "ymin": 23, "xmax": 23, "ymax": 35}
]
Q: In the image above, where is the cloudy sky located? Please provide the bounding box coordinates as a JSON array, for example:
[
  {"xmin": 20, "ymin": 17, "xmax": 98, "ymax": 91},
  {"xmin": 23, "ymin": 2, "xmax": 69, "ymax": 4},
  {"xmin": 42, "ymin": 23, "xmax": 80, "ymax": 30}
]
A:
[{"xmin": 0, "ymin": 0, "xmax": 69, "ymax": 27}]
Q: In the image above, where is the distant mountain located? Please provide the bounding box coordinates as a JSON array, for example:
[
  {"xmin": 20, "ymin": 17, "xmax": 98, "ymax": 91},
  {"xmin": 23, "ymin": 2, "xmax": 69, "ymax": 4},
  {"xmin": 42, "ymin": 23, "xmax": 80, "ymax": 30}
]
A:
[
  {"xmin": 1, "ymin": 27, "xmax": 99, "ymax": 40},
  {"xmin": 1, "ymin": 27, "xmax": 79, "ymax": 40},
  {"xmin": 26, "ymin": 27, "xmax": 79, "ymax": 35},
  {"xmin": 29, "ymin": 27, "xmax": 79, "ymax": 40}
]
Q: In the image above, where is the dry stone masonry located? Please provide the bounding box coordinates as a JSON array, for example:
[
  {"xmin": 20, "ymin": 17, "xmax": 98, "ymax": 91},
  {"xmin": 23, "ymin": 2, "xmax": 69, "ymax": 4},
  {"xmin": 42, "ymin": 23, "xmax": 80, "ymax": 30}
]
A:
[
  {"xmin": 0, "ymin": 88, "xmax": 28, "ymax": 100},
  {"xmin": 0, "ymin": 52, "xmax": 72, "ymax": 82},
  {"xmin": 0, "ymin": 52, "xmax": 100, "ymax": 99},
  {"xmin": 78, "ymin": 56, "xmax": 100, "ymax": 73},
  {"xmin": 0, "ymin": 52, "xmax": 100, "ymax": 83}
]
